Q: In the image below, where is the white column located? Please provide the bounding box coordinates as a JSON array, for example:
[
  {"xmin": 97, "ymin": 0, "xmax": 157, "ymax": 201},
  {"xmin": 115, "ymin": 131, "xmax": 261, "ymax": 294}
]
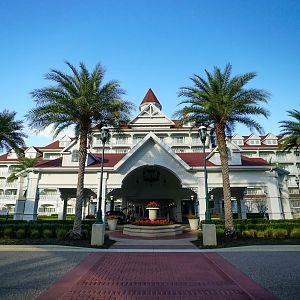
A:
[
  {"xmin": 14, "ymin": 176, "xmax": 26, "ymax": 221},
  {"xmin": 96, "ymin": 172, "xmax": 108, "ymax": 221},
  {"xmin": 23, "ymin": 172, "xmax": 40, "ymax": 221},
  {"xmin": 197, "ymin": 178, "xmax": 206, "ymax": 222},
  {"xmin": 266, "ymin": 171, "xmax": 283, "ymax": 220},
  {"xmin": 281, "ymin": 177, "xmax": 293, "ymax": 219}
]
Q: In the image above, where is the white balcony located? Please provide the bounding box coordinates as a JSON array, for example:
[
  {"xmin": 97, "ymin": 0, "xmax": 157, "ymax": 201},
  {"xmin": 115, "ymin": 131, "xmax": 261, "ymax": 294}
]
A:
[
  {"xmin": 0, "ymin": 181, "xmax": 19, "ymax": 189},
  {"xmin": 0, "ymin": 195, "xmax": 18, "ymax": 204}
]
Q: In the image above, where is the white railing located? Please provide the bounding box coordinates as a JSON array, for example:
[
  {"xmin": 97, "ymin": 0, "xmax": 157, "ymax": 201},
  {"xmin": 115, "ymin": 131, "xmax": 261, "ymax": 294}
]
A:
[
  {"xmin": 0, "ymin": 181, "xmax": 19, "ymax": 188},
  {"xmin": 0, "ymin": 195, "xmax": 18, "ymax": 203},
  {"xmin": 39, "ymin": 194, "xmax": 60, "ymax": 202}
]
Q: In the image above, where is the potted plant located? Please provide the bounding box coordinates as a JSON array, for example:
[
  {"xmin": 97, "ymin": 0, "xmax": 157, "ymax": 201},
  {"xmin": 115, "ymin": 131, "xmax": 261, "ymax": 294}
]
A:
[
  {"xmin": 146, "ymin": 201, "xmax": 160, "ymax": 221},
  {"xmin": 187, "ymin": 214, "xmax": 199, "ymax": 230},
  {"xmin": 107, "ymin": 215, "xmax": 119, "ymax": 231}
]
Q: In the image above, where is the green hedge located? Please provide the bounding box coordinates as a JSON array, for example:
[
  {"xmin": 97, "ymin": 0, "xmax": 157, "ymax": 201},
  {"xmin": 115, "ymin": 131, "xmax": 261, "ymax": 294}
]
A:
[{"xmin": 0, "ymin": 222, "xmax": 93, "ymax": 240}]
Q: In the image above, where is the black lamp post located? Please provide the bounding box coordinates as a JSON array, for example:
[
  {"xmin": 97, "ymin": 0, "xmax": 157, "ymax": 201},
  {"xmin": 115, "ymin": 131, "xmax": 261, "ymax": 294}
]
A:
[
  {"xmin": 95, "ymin": 126, "xmax": 109, "ymax": 224},
  {"xmin": 198, "ymin": 125, "xmax": 212, "ymax": 224}
]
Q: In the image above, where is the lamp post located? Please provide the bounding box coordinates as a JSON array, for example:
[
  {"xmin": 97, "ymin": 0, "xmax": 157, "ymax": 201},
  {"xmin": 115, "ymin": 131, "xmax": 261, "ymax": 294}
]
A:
[
  {"xmin": 95, "ymin": 126, "xmax": 109, "ymax": 224},
  {"xmin": 198, "ymin": 125, "xmax": 211, "ymax": 224}
]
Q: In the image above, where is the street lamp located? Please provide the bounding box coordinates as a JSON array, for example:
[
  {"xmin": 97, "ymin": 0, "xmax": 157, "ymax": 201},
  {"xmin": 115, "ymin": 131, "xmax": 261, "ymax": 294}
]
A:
[
  {"xmin": 95, "ymin": 126, "xmax": 109, "ymax": 224},
  {"xmin": 198, "ymin": 125, "xmax": 211, "ymax": 224}
]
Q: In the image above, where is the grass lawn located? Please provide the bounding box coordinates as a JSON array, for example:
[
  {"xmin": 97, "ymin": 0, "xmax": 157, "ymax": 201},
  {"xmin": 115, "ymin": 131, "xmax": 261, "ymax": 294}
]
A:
[
  {"xmin": 192, "ymin": 238, "xmax": 300, "ymax": 249},
  {"xmin": 0, "ymin": 238, "xmax": 115, "ymax": 249}
]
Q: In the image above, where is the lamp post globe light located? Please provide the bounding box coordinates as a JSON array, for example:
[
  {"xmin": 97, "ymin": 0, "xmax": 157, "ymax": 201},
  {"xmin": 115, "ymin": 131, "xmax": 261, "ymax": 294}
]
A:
[
  {"xmin": 198, "ymin": 125, "xmax": 212, "ymax": 224},
  {"xmin": 91, "ymin": 126, "xmax": 109, "ymax": 246},
  {"xmin": 96, "ymin": 126, "xmax": 109, "ymax": 224}
]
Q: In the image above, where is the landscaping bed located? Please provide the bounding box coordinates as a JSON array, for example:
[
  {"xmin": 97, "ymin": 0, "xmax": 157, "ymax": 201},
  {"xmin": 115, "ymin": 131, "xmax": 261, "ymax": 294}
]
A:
[{"xmin": 0, "ymin": 221, "xmax": 114, "ymax": 248}]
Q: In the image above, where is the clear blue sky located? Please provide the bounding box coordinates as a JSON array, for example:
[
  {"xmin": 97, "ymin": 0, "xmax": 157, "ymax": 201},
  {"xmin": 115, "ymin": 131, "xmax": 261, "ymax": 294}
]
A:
[{"xmin": 0, "ymin": 0, "xmax": 299, "ymax": 147}]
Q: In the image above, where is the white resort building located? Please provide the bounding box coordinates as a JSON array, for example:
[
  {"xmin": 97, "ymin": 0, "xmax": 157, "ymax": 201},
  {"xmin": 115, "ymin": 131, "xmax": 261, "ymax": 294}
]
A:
[{"xmin": 0, "ymin": 89, "xmax": 300, "ymax": 221}]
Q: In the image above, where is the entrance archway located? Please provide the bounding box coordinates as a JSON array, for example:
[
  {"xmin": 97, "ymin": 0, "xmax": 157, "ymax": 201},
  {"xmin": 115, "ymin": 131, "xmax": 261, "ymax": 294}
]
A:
[{"xmin": 118, "ymin": 165, "xmax": 196, "ymax": 222}]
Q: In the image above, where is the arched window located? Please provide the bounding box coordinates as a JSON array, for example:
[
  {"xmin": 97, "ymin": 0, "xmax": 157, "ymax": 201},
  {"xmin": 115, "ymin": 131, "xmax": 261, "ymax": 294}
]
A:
[{"xmin": 71, "ymin": 150, "xmax": 79, "ymax": 162}]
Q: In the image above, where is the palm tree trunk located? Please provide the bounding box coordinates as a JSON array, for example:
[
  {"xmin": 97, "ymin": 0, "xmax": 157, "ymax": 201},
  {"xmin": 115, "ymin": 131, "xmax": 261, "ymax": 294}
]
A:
[
  {"xmin": 215, "ymin": 123, "xmax": 235, "ymax": 235},
  {"xmin": 72, "ymin": 128, "xmax": 88, "ymax": 238}
]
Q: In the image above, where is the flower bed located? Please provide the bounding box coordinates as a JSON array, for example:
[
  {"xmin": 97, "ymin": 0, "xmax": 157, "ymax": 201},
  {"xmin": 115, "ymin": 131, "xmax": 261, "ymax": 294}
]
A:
[{"xmin": 132, "ymin": 219, "xmax": 174, "ymax": 226}]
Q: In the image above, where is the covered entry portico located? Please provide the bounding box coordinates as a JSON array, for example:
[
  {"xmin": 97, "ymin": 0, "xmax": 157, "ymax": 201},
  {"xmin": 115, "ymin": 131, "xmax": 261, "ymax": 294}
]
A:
[{"xmin": 109, "ymin": 165, "xmax": 198, "ymax": 222}]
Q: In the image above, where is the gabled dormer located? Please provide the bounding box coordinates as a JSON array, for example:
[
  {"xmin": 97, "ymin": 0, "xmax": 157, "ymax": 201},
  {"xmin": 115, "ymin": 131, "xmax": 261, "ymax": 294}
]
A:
[
  {"xmin": 7, "ymin": 149, "xmax": 19, "ymax": 159},
  {"xmin": 59, "ymin": 135, "xmax": 72, "ymax": 148},
  {"xmin": 245, "ymin": 134, "xmax": 261, "ymax": 146},
  {"xmin": 231, "ymin": 133, "xmax": 244, "ymax": 146},
  {"xmin": 24, "ymin": 146, "xmax": 42, "ymax": 158},
  {"xmin": 207, "ymin": 139, "xmax": 242, "ymax": 165},
  {"xmin": 262, "ymin": 133, "xmax": 278, "ymax": 145}
]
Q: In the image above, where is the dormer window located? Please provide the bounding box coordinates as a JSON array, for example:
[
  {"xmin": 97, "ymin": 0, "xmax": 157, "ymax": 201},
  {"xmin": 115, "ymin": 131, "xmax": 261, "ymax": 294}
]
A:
[
  {"xmin": 249, "ymin": 140, "xmax": 260, "ymax": 145},
  {"xmin": 71, "ymin": 150, "xmax": 79, "ymax": 162},
  {"xmin": 232, "ymin": 140, "xmax": 244, "ymax": 145}
]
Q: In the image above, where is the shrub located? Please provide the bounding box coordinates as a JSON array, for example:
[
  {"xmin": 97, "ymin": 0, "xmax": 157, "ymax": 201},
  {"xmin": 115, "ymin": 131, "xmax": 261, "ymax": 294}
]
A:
[
  {"xmin": 3, "ymin": 228, "xmax": 13, "ymax": 239},
  {"xmin": 290, "ymin": 228, "xmax": 300, "ymax": 238},
  {"xmin": 242, "ymin": 230, "xmax": 257, "ymax": 238},
  {"xmin": 42, "ymin": 229, "xmax": 53, "ymax": 239},
  {"xmin": 85, "ymin": 214, "xmax": 96, "ymax": 219},
  {"xmin": 216, "ymin": 227, "xmax": 224, "ymax": 237},
  {"xmin": 272, "ymin": 229, "xmax": 288, "ymax": 239},
  {"xmin": 56, "ymin": 229, "xmax": 67, "ymax": 240},
  {"xmin": 30, "ymin": 229, "xmax": 40, "ymax": 239},
  {"xmin": 197, "ymin": 231, "xmax": 203, "ymax": 240},
  {"xmin": 256, "ymin": 230, "xmax": 265, "ymax": 238},
  {"xmin": 15, "ymin": 228, "xmax": 26, "ymax": 239}
]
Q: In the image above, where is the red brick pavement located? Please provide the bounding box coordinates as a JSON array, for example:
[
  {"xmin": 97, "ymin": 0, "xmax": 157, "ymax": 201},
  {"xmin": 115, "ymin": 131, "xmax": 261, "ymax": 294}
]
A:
[{"xmin": 38, "ymin": 253, "xmax": 275, "ymax": 300}]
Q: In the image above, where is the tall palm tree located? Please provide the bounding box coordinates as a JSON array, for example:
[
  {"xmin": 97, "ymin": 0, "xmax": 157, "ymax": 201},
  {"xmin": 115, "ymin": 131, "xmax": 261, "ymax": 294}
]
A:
[
  {"xmin": 0, "ymin": 110, "xmax": 27, "ymax": 152},
  {"xmin": 176, "ymin": 63, "xmax": 270, "ymax": 235},
  {"xmin": 280, "ymin": 109, "xmax": 300, "ymax": 150},
  {"xmin": 26, "ymin": 61, "xmax": 133, "ymax": 238}
]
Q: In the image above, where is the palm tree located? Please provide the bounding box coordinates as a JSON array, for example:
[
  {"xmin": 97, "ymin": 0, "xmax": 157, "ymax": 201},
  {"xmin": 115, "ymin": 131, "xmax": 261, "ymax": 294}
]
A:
[
  {"xmin": 26, "ymin": 61, "xmax": 133, "ymax": 238},
  {"xmin": 176, "ymin": 63, "xmax": 270, "ymax": 235},
  {"xmin": 279, "ymin": 109, "xmax": 300, "ymax": 150},
  {"xmin": 0, "ymin": 110, "xmax": 27, "ymax": 153},
  {"xmin": 7, "ymin": 156, "xmax": 41, "ymax": 182}
]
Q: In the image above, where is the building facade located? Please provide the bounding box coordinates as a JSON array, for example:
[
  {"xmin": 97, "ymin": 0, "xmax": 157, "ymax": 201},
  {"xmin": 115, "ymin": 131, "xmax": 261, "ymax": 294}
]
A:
[{"xmin": 0, "ymin": 89, "xmax": 299, "ymax": 221}]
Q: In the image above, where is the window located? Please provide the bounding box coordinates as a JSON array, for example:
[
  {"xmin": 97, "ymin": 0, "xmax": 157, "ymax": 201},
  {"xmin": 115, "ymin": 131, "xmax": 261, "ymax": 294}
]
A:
[
  {"xmin": 44, "ymin": 153, "xmax": 60, "ymax": 159},
  {"xmin": 71, "ymin": 150, "xmax": 79, "ymax": 162},
  {"xmin": 233, "ymin": 140, "xmax": 244, "ymax": 145},
  {"xmin": 289, "ymin": 187, "xmax": 299, "ymax": 194}
]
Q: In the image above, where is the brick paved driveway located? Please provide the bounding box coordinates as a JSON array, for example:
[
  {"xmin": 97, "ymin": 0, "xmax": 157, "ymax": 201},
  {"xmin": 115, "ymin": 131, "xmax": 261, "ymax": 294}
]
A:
[{"xmin": 39, "ymin": 252, "xmax": 275, "ymax": 300}]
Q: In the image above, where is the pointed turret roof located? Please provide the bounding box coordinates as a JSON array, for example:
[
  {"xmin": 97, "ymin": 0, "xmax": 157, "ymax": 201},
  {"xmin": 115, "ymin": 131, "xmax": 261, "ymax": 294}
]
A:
[{"xmin": 139, "ymin": 88, "xmax": 162, "ymax": 110}]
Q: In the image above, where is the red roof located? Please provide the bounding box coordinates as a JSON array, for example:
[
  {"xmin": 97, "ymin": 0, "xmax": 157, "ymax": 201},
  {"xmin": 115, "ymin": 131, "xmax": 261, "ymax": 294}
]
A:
[
  {"xmin": 0, "ymin": 153, "xmax": 9, "ymax": 161},
  {"xmin": 35, "ymin": 158, "xmax": 63, "ymax": 168},
  {"xmin": 89, "ymin": 153, "xmax": 126, "ymax": 167},
  {"xmin": 141, "ymin": 88, "xmax": 161, "ymax": 105},
  {"xmin": 38, "ymin": 141, "xmax": 63, "ymax": 150},
  {"xmin": 240, "ymin": 156, "xmax": 269, "ymax": 166},
  {"xmin": 177, "ymin": 153, "xmax": 216, "ymax": 167}
]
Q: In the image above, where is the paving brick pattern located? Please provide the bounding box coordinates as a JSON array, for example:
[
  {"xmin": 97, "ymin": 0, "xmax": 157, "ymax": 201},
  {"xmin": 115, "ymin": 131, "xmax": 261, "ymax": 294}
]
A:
[{"xmin": 39, "ymin": 253, "xmax": 275, "ymax": 300}]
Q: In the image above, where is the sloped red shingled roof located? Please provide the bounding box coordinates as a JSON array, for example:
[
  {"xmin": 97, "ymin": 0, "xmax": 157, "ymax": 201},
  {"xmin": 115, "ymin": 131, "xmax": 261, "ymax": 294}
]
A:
[
  {"xmin": 38, "ymin": 141, "xmax": 63, "ymax": 150},
  {"xmin": 141, "ymin": 88, "xmax": 161, "ymax": 105},
  {"xmin": 26, "ymin": 152, "xmax": 270, "ymax": 169},
  {"xmin": 177, "ymin": 153, "xmax": 216, "ymax": 167},
  {"xmin": 240, "ymin": 156, "xmax": 269, "ymax": 166}
]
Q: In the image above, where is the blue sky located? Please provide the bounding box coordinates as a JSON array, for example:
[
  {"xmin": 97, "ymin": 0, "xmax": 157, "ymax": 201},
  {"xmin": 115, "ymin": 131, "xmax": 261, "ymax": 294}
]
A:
[{"xmin": 0, "ymin": 0, "xmax": 299, "ymax": 147}]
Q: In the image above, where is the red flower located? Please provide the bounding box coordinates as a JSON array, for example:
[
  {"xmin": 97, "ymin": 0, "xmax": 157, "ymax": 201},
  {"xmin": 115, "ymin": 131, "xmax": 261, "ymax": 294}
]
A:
[{"xmin": 146, "ymin": 201, "xmax": 160, "ymax": 208}]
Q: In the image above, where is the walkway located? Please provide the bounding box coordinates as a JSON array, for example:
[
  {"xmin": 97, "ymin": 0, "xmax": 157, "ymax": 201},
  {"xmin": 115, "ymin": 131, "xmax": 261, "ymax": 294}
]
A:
[
  {"xmin": 38, "ymin": 252, "xmax": 275, "ymax": 300},
  {"xmin": 109, "ymin": 230, "xmax": 198, "ymax": 250}
]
